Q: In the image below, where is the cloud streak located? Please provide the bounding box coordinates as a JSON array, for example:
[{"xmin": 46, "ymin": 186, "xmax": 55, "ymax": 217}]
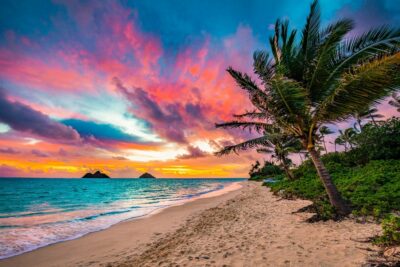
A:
[
  {"xmin": 0, "ymin": 0, "xmax": 398, "ymax": 178},
  {"xmin": 0, "ymin": 88, "xmax": 81, "ymax": 143},
  {"xmin": 177, "ymin": 145, "xmax": 209, "ymax": 159}
]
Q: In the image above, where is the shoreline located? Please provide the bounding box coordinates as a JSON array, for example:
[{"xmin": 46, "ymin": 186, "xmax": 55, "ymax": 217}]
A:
[
  {"xmin": 0, "ymin": 181, "xmax": 244, "ymax": 267},
  {"xmin": 1, "ymin": 182, "xmax": 382, "ymax": 267}
]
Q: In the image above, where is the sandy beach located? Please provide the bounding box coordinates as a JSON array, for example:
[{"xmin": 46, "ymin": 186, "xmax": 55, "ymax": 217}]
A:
[{"xmin": 0, "ymin": 182, "xmax": 382, "ymax": 267}]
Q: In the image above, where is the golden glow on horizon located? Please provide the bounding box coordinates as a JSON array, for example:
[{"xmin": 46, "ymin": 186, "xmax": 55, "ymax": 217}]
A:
[
  {"xmin": 0, "ymin": 153, "xmax": 250, "ymax": 178},
  {"xmin": 124, "ymin": 144, "xmax": 187, "ymax": 162}
]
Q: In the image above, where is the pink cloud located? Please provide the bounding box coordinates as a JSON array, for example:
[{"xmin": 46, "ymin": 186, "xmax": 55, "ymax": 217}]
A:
[{"xmin": 0, "ymin": 49, "xmax": 100, "ymax": 93}]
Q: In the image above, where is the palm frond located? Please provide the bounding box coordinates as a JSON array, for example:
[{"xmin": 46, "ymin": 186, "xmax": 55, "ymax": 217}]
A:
[
  {"xmin": 299, "ymin": 0, "xmax": 321, "ymax": 75},
  {"xmin": 270, "ymin": 20, "xmax": 282, "ymax": 63},
  {"xmin": 253, "ymin": 51, "xmax": 275, "ymax": 84},
  {"xmin": 215, "ymin": 121, "xmax": 272, "ymax": 133},
  {"xmin": 256, "ymin": 148, "xmax": 273, "ymax": 154},
  {"xmin": 315, "ymin": 53, "xmax": 400, "ymax": 123},
  {"xmin": 389, "ymin": 92, "xmax": 400, "ymax": 111},
  {"xmin": 226, "ymin": 67, "xmax": 261, "ymax": 94},
  {"xmin": 269, "ymin": 76, "xmax": 308, "ymax": 120},
  {"xmin": 307, "ymin": 19, "xmax": 354, "ymax": 102},
  {"xmin": 280, "ymin": 19, "xmax": 298, "ymax": 67},
  {"xmin": 319, "ymin": 125, "xmax": 334, "ymax": 135},
  {"xmin": 215, "ymin": 136, "xmax": 270, "ymax": 156},
  {"xmin": 233, "ymin": 111, "xmax": 269, "ymax": 120},
  {"xmin": 324, "ymin": 26, "xmax": 400, "ymax": 89}
]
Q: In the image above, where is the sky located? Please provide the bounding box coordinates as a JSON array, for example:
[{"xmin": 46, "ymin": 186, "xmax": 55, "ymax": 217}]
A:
[{"xmin": 0, "ymin": 0, "xmax": 399, "ymax": 178}]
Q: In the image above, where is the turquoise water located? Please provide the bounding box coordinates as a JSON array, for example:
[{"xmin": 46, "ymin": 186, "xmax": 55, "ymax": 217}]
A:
[{"xmin": 0, "ymin": 178, "xmax": 243, "ymax": 259}]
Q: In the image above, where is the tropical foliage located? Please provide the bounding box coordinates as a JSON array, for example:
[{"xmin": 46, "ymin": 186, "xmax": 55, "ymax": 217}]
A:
[
  {"xmin": 265, "ymin": 117, "xmax": 400, "ymax": 221},
  {"xmin": 268, "ymin": 158, "xmax": 400, "ymax": 220},
  {"xmin": 354, "ymin": 107, "xmax": 383, "ymax": 131},
  {"xmin": 346, "ymin": 117, "xmax": 400, "ymax": 164},
  {"xmin": 216, "ymin": 0, "xmax": 400, "ymax": 215},
  {"xmin": 335, "ymin": 128, "xmax": 357, "ymax": 151},
  {"xmin": 249, "ymin": 161, "xmax": 283, "ymax": 181},
  {"xmin": 215, "ymin": 123, "xmax": 301, "ymax": 180},
  {"xmin": 374, "ymin": 215, "xmax": 400, "ymax": 246},
  {"xmin": 389, "ymin": 92, "xmax": 400, "ymax": 112},
  {"xmin": 318, "ymin": 126, "xmax": 333, "ymax": 154}
]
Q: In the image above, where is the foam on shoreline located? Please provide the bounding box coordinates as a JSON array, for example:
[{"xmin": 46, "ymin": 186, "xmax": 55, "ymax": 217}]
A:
[{"xmin": 0, "ymin": 181, "xmax": 243, "ymax": 259}]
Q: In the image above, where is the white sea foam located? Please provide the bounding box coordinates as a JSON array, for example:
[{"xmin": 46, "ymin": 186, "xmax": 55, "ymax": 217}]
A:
[{"xmin": 0, "ymin": 181, "xmax": 242, "ymax": 259}]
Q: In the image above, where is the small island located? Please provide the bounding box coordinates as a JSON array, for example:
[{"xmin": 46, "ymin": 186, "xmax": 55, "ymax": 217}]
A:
[
  {"xmin": 82, "ymin": 171, "xmax": 110, "ymax": 178},
  {"xmin": 138, "ymin": 172, "xmax": 156, "ymax": 179}
]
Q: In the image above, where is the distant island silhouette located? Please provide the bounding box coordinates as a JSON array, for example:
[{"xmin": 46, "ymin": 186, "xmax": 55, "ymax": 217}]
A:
[
  {"xmin": 82, "ymin": 171, "xmax": 110, "ymax": 178},
  {"xmin": 139, "ymin": 172, "xmax": 156, "ymax": 179}
]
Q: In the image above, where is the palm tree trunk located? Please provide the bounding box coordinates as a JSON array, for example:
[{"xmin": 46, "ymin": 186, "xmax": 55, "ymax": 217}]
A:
[
  {"xmin": 282, "ymin": 163, "xmax": 295, "ymax": 180},
  {"xmin": 322, "ymin": 136, "xmax": 327, "ymax": 154},
  {"xmin": 308, "ymin": 148, "xmax": 350, "ymax": 216},
  {"xmin": 370, "ymin": 115, "xmax": 378, "ymax": 126}
]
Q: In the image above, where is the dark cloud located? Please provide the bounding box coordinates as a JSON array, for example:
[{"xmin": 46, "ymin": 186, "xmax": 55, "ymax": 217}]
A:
[
  {"xmin": 31, "ymin": 149, "xmax": 49, "ymax": 158},
  {"xmin": 113, "ymin": 156, "xmax": 129, "ymax": 160},
  {"xmin": 185, "ymin": 102, "xmax": 204, "ymax": 119},
  {"xmin": 113, "ymin": 78, "xmax": 211, "ymax": 144},
  {"xmin": 0, "ymin": 88, "xmax": 81, "ymax": 143},
  {"xmin": 177, "ymin": 145, "xmax": 208, "ymax": 159},
  {"xmin": 0, "ymin": 147, "xmax": 20, "ymax": 154},
  {"xmin": 114, "ymin": 78, "xmax": 187, "ymax": 143}
]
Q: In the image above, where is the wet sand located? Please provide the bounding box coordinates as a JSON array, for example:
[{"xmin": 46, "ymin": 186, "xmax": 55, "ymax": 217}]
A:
[{"xmin": 0, "ymin": 182, "xmax": 382, "ymax": 267}]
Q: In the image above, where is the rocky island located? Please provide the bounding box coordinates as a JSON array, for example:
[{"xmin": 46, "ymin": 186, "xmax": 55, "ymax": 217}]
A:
[
  {"xmin": 82, "ymin": 171, "xmax": 110, "ymax": 178},
  {"xmin": 138, "ymin": 172, "xmax": 156, "ymax": 179}
]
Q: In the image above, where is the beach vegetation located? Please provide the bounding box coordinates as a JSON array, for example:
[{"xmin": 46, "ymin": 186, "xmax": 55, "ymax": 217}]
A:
[
  {"xmin": 354, "ymin": 107, "xmax": 383, "ymax": 132},
  {"xmin": 389, "ymin": 92, "xmax": 400, "ymax": 113},
  {"xmin": 373, "ymin": 215, "xmax": 400, "ymax": 246},
  {"xmin": 216, "ymin": 0, "xmax": 400, "ymax": 215},
  {"xmin": 215, "ymin": 125, "xmax": 301, "ymax": 180},
  {"xmin": 265, "ymin": 118, "xmax": 400, "ymax": 220},
  {"xmin": 318, "ymin": 126, "xmax": 333, "ymax": 154},
  {"xmin": 249, "ymin": 160, "xmax": 283, "ymax": 181},
  {"xmin": 268, "ymin": 158, "xmax": 400, "ymax": 220}
]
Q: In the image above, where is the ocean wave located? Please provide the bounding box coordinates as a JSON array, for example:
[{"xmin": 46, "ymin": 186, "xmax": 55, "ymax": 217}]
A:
[{"xmin": 0, "ymin": 179, "xmax": 242, "ymax": 259}]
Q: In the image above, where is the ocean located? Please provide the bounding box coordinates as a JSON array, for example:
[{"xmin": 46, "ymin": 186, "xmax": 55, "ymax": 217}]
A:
[{"xmin": 0, "ymin": 178, "xmax": 244, "ymax": 259}]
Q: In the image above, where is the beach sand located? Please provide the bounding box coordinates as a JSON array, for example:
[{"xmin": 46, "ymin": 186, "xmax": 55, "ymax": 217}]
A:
[{"xmin": 0, "ymin": 182, "xmax": 382, "ymax": 267}]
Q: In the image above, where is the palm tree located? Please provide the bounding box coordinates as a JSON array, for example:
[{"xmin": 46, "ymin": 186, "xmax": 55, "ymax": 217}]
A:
[
  {"xmin": 355, "ymin": 107, "xmax": 384, "ymax": 130},
  {"xmin": 337, "ymin": 128, "xmax": 357, "ymax": 151},
  {"xmin": 389, "ymin": 92, "xmax": 400, "ymax": 112},
  {"xmin": 257, "ymin": 132, "xmax": 301, "ymax": 180},
  {"xmin": 217, "ymin": 0, "xmax": 400, "ymax": 215},
  {"xmin": 319, "ymin": 126, "xmax": 334, "ymax": 153},
  {"xmin": 215, "ymin": 124, "xmax": 300, "ymax": 180},
  {"xmin": 249, "ymin": 160, "xmax": 261, "ymax": 177},
  {"xmin": 331, "ymin": 140, "xmax": 341, "ymax": 153}
]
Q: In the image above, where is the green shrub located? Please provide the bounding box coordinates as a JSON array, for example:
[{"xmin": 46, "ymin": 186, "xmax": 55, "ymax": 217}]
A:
[
  {"xmin": 263, "ymin": 118, "xmax": 400, "ymax": 220},
  {"xmin": 350, "ymin": 117, "xmax": 400, "ymax": 165},
  {"xmin": 267, "ymin": 159, "xmax": 400, "ymax": 220},
  {"xmin": 249, "ymin": 161, "xmax": 283, "ymax": 181},
  {"xmin": 373, "ymin": 215, "xmax": 400, "ymax": 246},
  {"xmin": 249, "ymin": 175, "xmax": 265, "ymax": 181}
]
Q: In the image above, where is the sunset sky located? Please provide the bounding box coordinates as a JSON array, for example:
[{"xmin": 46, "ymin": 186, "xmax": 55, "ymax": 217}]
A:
[{"xmin": 0, "ymin": 0, "xmax": 399, "ymax": 178}]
